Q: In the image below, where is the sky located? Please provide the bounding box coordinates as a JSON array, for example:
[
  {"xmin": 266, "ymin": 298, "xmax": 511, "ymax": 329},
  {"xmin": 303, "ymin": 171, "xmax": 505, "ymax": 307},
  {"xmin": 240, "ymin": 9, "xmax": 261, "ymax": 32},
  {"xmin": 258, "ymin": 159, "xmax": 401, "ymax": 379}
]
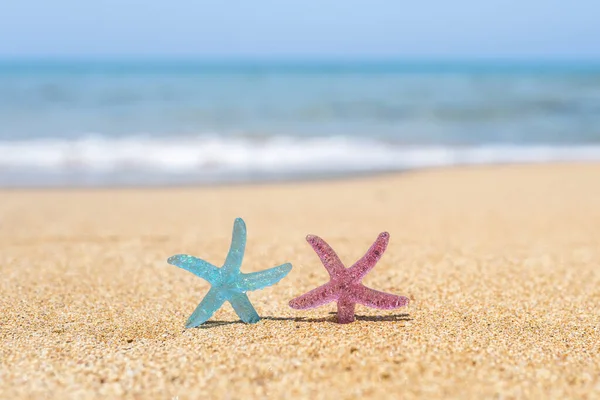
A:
[{"xmin": 1, "ymin": 0, "xmax": 599, "ymax": 59}]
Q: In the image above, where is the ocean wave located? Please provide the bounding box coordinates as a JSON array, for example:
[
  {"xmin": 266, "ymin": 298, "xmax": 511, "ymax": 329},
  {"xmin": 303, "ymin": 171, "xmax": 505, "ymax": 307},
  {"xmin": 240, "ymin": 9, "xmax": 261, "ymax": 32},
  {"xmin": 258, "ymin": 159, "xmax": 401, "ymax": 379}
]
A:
[{"xmin": 1, "ymin": 135, "xmax": 600, "ymax": 186}]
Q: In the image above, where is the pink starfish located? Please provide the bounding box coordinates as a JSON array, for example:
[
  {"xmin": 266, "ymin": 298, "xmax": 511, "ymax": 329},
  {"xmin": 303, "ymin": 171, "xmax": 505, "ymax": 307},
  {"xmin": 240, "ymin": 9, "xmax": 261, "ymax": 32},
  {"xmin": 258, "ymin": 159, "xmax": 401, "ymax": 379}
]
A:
[{"xmin": 289, "ymin": 232, "xmax": 409, "ymax": 323}]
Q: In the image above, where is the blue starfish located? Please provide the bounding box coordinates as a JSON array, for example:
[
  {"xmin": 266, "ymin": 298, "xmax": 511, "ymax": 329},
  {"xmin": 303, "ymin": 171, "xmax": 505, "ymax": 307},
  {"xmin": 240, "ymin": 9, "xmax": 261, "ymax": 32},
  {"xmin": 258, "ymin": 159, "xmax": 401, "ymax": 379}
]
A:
[{"xmin": 168, "ymin": 218, "xmax": 292, "ymax": 327}]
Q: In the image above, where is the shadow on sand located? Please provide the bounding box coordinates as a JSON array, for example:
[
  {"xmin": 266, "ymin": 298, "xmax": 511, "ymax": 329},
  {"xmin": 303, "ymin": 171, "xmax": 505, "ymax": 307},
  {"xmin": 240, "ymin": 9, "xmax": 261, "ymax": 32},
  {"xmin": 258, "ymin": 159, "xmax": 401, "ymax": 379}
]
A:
[{"xmin": 192, "ymin": 313, "xmax": 412, "ymax": 329}]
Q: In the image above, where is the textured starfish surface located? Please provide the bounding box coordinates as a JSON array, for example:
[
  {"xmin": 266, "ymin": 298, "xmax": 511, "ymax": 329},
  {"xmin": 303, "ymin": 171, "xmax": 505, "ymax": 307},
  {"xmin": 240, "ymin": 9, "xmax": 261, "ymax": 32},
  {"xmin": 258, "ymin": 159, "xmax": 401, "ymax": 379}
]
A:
[
  {"xmin": 289, "ymin": 232, "xmax": 409, "ymax": 323},
  {"xmin": 168, "ymin": 218, "xmax": 292, "ymax": 327}
]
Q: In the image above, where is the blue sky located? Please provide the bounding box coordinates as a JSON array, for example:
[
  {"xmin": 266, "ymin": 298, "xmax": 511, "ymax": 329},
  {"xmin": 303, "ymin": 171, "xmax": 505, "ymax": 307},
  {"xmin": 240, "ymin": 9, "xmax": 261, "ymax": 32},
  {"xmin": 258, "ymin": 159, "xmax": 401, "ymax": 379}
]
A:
[{"xmin": 1, "ymin": 0, "xmax": 598, "ymax": 59}]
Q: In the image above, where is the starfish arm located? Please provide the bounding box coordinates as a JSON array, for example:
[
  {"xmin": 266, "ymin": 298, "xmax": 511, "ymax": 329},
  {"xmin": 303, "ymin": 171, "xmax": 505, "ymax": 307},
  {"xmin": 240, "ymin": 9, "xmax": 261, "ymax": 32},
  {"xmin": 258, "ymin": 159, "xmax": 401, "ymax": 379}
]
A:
[
  {"xmin": 237, "ymin": 263, "xmax": 293, "ymax": 292},
  {"xmin": 221, "ymin": 217, "xmax": 247, "ymax": 275},
  {"xmin": 167, "ymin": 254, "xmax": 219, "ymax": 284},
  {"xmin": 185, "ymin": 288, "xmax": 225, "ymax": 328},
  {"xmin": 348, "ymin": 232, "xmax": 390, "ymax": 281},
  {"xmin": 228, "ymin": 292, "xmax": 261, "ymax": 323},
  {"xmin": 289, "ymin": 283, "xmax": 339, "ymax": 309},
  {"xmin": 337, "ymin": 297, "xmax": 356, "ymax": 324},
  {"xmin": 351, "ymin": 285, "xmax": 409, "ymax": 309},
  {"xmin": 306, "ymin": 235, "xmax": 346, "ymax": 279}
]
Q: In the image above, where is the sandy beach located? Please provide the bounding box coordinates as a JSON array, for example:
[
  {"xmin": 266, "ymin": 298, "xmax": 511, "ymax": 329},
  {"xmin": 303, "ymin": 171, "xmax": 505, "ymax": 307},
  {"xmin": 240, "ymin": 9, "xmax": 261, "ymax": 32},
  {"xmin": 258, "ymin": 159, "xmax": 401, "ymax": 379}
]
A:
[{"xmin": 1, "ymin": 163, "xmax": 599, "ymax": 399}]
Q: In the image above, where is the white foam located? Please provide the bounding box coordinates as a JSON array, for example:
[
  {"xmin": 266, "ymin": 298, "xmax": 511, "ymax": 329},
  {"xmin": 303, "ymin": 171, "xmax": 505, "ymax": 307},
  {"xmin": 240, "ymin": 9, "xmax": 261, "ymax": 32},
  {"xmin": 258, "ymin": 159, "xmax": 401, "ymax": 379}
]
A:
[{"xmin": 1, "ymin": 135, "xmax": 600, "ymax": 184}]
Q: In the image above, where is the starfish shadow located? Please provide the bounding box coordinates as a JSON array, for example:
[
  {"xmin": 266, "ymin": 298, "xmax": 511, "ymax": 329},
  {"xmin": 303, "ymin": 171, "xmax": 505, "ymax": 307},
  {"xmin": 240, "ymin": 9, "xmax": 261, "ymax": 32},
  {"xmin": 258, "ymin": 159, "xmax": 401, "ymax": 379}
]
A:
[
  {"xmin": 328, "ymin": 311, "xmax": 412, "ymax": 322},
  {"xmin": 187, "ymin": 313, "xmax": 412, "ymax": 329}
]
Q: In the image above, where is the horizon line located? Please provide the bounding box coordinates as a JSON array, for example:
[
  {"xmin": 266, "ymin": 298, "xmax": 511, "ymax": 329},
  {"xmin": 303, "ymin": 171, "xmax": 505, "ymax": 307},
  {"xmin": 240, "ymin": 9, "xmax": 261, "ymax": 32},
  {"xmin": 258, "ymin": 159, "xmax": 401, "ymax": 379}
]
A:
[
  {"xmin": 2, "ymin": 56, "xmax": 600, "ymax": 74},
  {"xmin": 2, "ymin": 55, "xmax": 600, "ymax": 63}
]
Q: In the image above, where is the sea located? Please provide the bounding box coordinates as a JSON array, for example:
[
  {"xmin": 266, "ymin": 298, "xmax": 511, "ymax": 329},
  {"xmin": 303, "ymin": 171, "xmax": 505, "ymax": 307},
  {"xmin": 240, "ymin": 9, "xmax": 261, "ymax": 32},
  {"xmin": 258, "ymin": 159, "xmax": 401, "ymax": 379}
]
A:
[{"xmin": 1, "ymin": 60, "xmax": 600, "ymax": 187}]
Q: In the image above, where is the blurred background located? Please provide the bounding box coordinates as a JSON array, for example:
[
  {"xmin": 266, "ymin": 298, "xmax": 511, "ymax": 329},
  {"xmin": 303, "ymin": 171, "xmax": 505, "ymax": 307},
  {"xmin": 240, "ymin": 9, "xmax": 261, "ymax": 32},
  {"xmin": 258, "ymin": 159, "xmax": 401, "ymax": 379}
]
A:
[{"xmin": 1, "ymin": 0, "xmax": 599, "ymax": 187}]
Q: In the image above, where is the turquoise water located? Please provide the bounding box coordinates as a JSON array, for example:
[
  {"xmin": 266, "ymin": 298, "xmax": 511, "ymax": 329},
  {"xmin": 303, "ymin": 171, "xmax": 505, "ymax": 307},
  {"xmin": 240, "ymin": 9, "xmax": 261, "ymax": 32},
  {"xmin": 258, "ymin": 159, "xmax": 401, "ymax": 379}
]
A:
[{"xmin": 1, "ymin": 60, "xmax": 600, "ymax": 186}]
